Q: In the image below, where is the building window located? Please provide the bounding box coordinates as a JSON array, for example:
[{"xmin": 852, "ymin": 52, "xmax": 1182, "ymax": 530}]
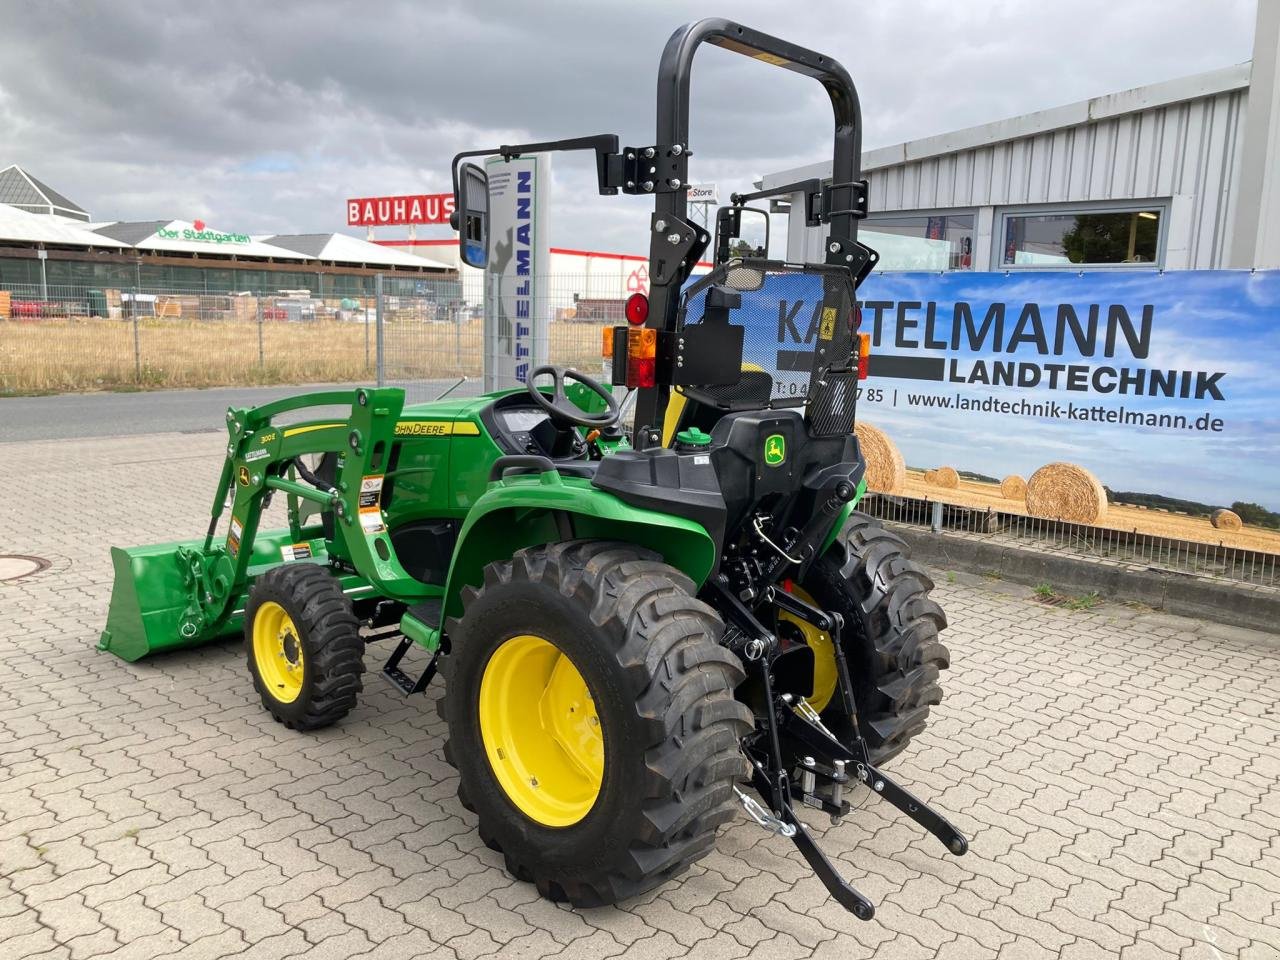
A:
[
  {"xmin": 861, "ymin": 212, "xmax": 974, "ymax": 271},
  {"xmin": 1000, "ymin": 207, "xmax": 1163, "ymax": 267}
]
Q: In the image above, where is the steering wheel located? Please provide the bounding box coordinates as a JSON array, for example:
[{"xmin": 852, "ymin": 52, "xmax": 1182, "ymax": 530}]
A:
[{"xmin": 527, "ymin": 365, "xmax": 621, "ymax": 428}]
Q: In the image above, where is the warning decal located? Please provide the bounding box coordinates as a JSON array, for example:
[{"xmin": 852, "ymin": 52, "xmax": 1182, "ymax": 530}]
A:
[
  {"xmin": 227, "ymin": 517, "xmax": 243, "ymax": 557},
  {"xmin": 359, "ymin": 475, "xmax": 386, "ymax": 534},
  {"xmin": 280, "ymin": 542, "xmax": 313, "ymax": 562}
]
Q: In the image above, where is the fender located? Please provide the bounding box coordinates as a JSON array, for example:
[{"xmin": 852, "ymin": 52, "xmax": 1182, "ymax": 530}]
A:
[{"xmin": 441, "ymin": 471, "xmax": 716, "ymax": 620}]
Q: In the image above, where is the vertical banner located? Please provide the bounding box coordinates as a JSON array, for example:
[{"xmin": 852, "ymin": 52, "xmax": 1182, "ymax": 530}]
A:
[{"xmin": 484, "ymin": 154, "xmax": 551, "ymax": 390}]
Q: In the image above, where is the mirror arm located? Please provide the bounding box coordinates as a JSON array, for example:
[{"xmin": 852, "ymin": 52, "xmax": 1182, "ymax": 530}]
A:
[
  {"xmin": 449, "ymin": 134, "xmax": 623, "ymax": 201},
  {"xmin": 732, "ymin": 178, "xmax": 826, "ymax": 228}
]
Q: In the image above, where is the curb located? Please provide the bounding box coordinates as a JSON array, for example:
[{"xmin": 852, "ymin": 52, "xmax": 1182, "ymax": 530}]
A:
[{"xmin": 896, "ymin": 527, "xmax": 1280, "ymax": 635}]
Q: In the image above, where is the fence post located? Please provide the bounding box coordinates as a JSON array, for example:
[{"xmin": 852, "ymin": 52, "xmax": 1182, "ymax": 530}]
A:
[
  {"xmin": 364, "ymin": 297, "xmax": 371, "ymax": 372},
  {"xmin": 131, "ymin": 285, "xmax": 141, "ymax": 383},
  {"xmin": 930, "ymin": 500, "xmax": 944, "ymax": 534},
  {"xmin": 257, "ymin": 297, "xmax": 264, "ymax": 370},
  {"xmin": 374, "ymin": 273, "xmax": 385, "ymax": 386}
]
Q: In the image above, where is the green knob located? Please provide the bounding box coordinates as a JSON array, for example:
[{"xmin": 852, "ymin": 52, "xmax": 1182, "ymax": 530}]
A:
[{"xmin": 675, "ymin": 427, "xmax": 713, "ymax": 447}]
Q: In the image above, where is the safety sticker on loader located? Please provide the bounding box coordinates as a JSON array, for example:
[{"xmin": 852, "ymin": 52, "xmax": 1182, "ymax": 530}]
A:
[
  {"xmin": 280, "ymin": 542, "xmax": 313, "ymax": 562},
  {"xmin": 227, "ymin": 517, "xmax": 243, "ymax": 558},
  {"xmin": 359, "ymin": 475, "xmax": 386, "ymax": 534}
]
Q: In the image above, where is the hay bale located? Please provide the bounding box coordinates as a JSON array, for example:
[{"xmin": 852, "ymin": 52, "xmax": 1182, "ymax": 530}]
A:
[
  {"xmin": 1025, "ymin": 462, "xmax": 1108, "ymax": 523},
  {"xmin": 1000, "ymin": 474, "xmax": 1027, "ymax": 500},
  {"xmin": 854, "ymin": 421, "xmax": 905, "ymax": 494},
  {"xmin": 1210, "ymin": 508, "xmax": 1242, "ymax": 530},
  {"xmin": 923, "ymin": 469, "xmax": 938, "ymax": 484},
  {"xmin": 933, "ymin": 466, "xmax": 959, "ymax": 489}
]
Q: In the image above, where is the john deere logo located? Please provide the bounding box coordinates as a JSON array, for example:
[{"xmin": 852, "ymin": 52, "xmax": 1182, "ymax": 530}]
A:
[
  {"xmin": 237, "ymin": 466, "xmax": 251, "ymax": 486},
  {"xmin": 764, "ymin": 434, "xmax": 786, "ymax": 467}
]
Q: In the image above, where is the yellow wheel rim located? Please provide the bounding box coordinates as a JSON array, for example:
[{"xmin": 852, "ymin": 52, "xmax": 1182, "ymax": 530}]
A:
[
  {"xmin": 252, "ymin": 601, "xmax": 306, "ymax": 704},
  {"xmin": 478, "ymin": 634, "xmax": 604, "ymax": 827},
  {"xmin": 779, "ymin": 586, "xmax": 838, "ymax": 713}
]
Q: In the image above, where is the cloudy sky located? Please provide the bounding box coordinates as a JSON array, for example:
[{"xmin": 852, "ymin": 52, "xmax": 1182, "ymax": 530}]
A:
[{"xmin": 0, "ymin": 1, "xmax": 1258, "ymax": 251}]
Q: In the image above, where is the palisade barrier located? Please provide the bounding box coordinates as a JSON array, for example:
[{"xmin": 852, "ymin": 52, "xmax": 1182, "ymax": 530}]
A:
[{"xmin": 0, "ymin": 274, "xmax": 620, "ymax": 398}]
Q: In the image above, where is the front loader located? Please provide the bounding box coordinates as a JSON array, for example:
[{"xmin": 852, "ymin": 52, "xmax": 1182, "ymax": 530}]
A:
[{"xmin": 101, "ymin": 18, "xmax": 966, "ymax": 921}]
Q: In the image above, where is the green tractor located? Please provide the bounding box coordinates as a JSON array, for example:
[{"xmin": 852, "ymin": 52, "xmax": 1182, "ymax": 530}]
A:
[{"xmin": 101, "ymin": 18, "xmax": 964, "ymax": 920}]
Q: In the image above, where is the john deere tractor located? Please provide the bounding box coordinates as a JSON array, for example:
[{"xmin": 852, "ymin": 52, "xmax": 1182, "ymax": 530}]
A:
[{"xmin": 101, "ymin": 19, "xmax": 964, "ymax": 920}]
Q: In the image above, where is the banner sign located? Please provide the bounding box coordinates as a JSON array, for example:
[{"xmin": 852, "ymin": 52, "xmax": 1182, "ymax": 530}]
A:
[
  {"xmin": 483, "ymin": 154, "xmax": 551, "ymax": 389},
  {"xmin": 752, "ymin": 269, "xmax": 1280, "ymax": 512},
  {"xmin": 346, "ymin": 193, "xmax": 454, "ymax": 226},
  {"xmin": 687, "ymin": 183, "xmax": 719, "ymax": 204}
]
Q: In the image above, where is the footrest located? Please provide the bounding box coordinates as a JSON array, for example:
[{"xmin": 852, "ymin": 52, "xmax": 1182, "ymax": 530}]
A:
[{"xmin": 380, "ymin": 632, "xmax": 439, "ymax": 697}]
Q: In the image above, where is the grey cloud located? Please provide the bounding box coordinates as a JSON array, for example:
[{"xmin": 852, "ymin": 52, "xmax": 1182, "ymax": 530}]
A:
[{"xmin": 0, "ymin": 0, "xmax": 1257, "ymax": 245}]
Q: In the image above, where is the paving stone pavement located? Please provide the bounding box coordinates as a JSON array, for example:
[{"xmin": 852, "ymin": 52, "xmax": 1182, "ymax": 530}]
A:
[{"xmin": 1, "ymin": 430, "xmax": 1278, "ymax": 960}]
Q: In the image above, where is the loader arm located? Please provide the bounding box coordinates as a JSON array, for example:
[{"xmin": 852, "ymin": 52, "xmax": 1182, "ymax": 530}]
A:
[{"xmin": 100, "ymin": 387, "xmax": 435, "ymax": 661}]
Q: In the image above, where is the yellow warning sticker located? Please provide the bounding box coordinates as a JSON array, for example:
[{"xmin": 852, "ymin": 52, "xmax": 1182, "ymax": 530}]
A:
[
  {"xmin": 819, "ymin": 307, "xmax": 837, "ymax": 342},
  {"xmin": 227, "ymin": 517, "xmax": 243, "ymax": 557}
]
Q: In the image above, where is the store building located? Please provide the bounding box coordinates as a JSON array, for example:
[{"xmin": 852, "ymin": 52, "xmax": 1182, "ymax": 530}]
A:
[
  {"xmin": 0, "ymin": 170, "xmax": 453, "ymax": 301},
  {"xmin": 766, "ymin": 2, "xmax": 1280, "ymax": 273}
]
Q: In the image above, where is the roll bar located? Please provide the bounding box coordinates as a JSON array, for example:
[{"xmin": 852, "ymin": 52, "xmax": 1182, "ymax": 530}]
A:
[{"xmin": 635, "ymin": 18, "xmax": 869, "ymax": 431}]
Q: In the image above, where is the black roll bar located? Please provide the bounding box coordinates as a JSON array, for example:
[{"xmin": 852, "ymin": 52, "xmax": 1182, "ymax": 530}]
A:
[{"xmin": 635, "ymin": 18, "xmax": 866, "ymax": 432}]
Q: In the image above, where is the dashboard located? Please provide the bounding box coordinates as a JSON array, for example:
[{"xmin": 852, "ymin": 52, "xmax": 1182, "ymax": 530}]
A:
[{"xmin": 499, "ymin": 408, "xmax": 550, "ymax": 434}]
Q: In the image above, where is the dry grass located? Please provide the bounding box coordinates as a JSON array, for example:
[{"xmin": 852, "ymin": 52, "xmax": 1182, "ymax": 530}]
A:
[
  {"xmin": 1210, "ymin": 508, "xmax": 1243, "ymax": 531},
  {"xmin": 0, "ymin": 318, "xmax": 611, "ymax": 394},
  {"xmin": 1025, "ymin": 462, "xmax": 1108, "ymax": 524},
  {"xmin": 854, "ymin": 421, "xmax": 905, "ymax": 493},
  {"xmin": 900, "ymin": 470, "xmax": 1280, "ymax": 552},
  {"xmin": 931, "ymin": 466, "xmax": 960, "ymax": 489},
  {"xmin": 1000, "ymin": 475, "xmax": 1027, "ymax": 500}
]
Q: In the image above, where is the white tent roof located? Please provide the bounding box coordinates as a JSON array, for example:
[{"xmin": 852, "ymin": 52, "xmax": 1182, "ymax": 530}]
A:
[
  {"xmin": 261, "ymin": 232, "xmax": 452, "ymax": 270},
  {"xmin": 94, "ymin": 219, "xmax": 312, "ymax": 260},
  {"xmin": 0, "ymin": 202, "xmax": 130, "ymax": 248}
]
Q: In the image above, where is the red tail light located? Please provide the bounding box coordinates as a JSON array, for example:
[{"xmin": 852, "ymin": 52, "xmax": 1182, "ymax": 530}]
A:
[{"xmin": 625, "ymin": 293, "xmax": 649, "ymax": 325}]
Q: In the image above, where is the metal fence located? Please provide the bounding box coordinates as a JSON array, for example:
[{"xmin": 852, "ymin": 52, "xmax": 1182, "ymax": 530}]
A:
[
  {"xmin": 861, "ymin": 492, "xmax": 1280, "ymax": 588},
  {"xmin": 0, "ymin": 273, "xmax": 620, "ymax": 399}
]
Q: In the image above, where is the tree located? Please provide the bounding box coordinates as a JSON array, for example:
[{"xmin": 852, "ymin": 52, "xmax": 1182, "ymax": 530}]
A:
[
  {"xmin": 1061, "ymin": 212, "xmax": 1158, "ymax": 264},
  {"xmin": 1230, "ymin": 501, "xmax": 1280, "ymax": 529}
]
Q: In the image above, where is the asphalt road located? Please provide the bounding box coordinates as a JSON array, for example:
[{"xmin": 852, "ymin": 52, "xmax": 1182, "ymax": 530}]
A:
[{"xmin": 0, "ymin": 379, "xmax": 483, "ymax": 443}]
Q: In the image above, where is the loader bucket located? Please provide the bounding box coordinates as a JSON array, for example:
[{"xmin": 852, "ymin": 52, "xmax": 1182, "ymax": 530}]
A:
[{"xmin": 98, "ymin": 540, "xmax": 240, "ymax": 662}]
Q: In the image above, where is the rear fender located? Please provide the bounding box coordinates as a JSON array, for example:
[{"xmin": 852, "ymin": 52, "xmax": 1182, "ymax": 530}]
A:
[{"xmin": 442, "ymin": 474, "xmax": 715, "ymax": 620}]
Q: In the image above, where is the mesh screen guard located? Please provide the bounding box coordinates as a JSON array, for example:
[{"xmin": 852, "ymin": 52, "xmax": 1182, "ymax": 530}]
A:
[{"xmin": 676, "ymin": 260, "xmax": 861, "ymax": 437}]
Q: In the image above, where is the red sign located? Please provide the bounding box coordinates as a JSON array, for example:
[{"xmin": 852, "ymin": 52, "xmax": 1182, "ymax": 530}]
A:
[{"xmin": 346, "ymin": 193, "xmax": 455, "ymax": 227}]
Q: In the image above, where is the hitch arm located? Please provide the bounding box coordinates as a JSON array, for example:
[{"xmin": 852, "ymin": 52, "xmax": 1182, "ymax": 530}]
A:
[
  {"xmin": 749, "ymin": 762, "xmax": 875, "ymax": 921},
  {"xmin": 856, "ymin": 763, "xmax": 969, "ymax": 857}
]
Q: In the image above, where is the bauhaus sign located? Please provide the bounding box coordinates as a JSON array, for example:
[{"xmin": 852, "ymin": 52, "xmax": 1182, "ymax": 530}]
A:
[{"xmin": 346, "ymin": 194, "xmax": 455, "ymax": 226}]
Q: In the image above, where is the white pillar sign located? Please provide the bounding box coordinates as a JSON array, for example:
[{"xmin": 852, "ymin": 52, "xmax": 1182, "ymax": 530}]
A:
[{"xmin": 484, "ymin": 154, "xmax": 551, "ymax": 390}]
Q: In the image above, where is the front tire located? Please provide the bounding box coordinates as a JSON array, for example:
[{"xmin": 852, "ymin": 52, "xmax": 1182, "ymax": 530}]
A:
[
  {"xmin": 244, "ymin": 564, "xmax": 364, "ymax": 730},
  {"xmin": 796, "ymin": 512, "xmax": 950, "ymax": 764},
  {"xmin": 440, "ymin": 540, "xmax": 752, "ymax": 907}
]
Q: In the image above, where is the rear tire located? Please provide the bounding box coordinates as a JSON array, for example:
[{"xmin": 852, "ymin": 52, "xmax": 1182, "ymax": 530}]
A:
[
  {"xmin": 439, "ymin": 540, "xmax": 753, "ymax": 907},
  {"xmin": 800, "ymin": 512, "xmax": 949, "ymax": 764},
  {"xmin": 244, "ymin": 564, "xmax": 364, "ymax": 730}
]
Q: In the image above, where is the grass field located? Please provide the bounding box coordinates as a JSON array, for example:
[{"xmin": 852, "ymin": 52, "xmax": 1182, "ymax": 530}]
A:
[
  {"xmin": 0, "ymin": 318, "xmax": 608, "ymax": 394},
  {"xmin": 901, "ymin": 470, "xmax": 1280, "ymax": 553}
]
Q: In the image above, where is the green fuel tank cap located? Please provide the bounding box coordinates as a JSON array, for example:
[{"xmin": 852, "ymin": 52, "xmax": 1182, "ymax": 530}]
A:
[{"xmin": 675, "ymin": 427, "xmax": 713, "ymax": 448}]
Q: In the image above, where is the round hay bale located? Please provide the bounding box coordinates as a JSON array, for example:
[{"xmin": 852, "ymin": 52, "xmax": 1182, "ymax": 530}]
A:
[
  {"xmin": 933, "ymin": 466, "xmax": 959, "ymax": 489},
  {"xmin": 923, "ymin": 469, "xmax": 938, "ymax": 484},
  {"xmin": 1210, "ymin": 508, "xmax": 1242, "ymax": 530},
  {"xmin": 854, "ymin": 421, "xmax": 905, "ymax": 494},
  {"xmin": 1000, "ymin": 474, "xmax": 1027, "ymax": 500},
  {"xmin": 1025, "ymin": 462, "xmax": 1108, "ymax": 523}
]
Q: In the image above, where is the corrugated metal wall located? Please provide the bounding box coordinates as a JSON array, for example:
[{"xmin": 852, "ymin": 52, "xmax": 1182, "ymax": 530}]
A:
[{"xmin": 867, "ymin": 89, "xmax": 1248, "ymax": 269}]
